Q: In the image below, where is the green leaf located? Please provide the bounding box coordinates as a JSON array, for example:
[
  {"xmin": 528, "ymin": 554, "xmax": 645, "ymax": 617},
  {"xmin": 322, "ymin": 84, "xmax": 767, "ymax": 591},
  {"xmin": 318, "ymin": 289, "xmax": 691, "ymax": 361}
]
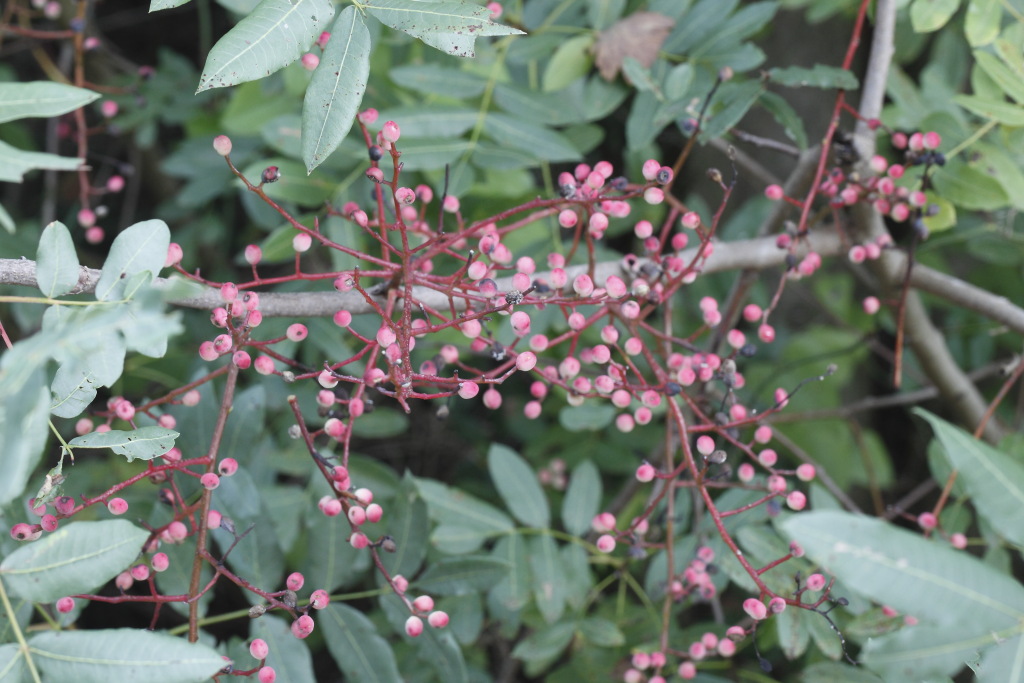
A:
[
  {"xmin": 559, "ymin": 403, "xmax": 615, "ymax": 432},
  {"xmin": 36, "ymin": 221, "xmax": 80, "ymax": 298},
  {"xmin": 965, "ymin": 0, "xmax": 1001, "ymax": 46},
  {"xmin": 781, "ymin": 510, "xmax": 1024, "ymax": 631},
  {"xmin": 488, "ymin": 444, "xmax": 549, "ymax": 528},
  {"xmin": 381, "ymin": 474, "xmax": 429, "ymax": 578},
  {"xmin": 94, "ymin": 219, "xmax": 170, "ymax": 301},
  {"xmin": 664, "ymin": 62, "xmax": 694, "ymax": 101},
  {"xmin": 1, "ymin": 521, "xmax": 149, "ymax": 602},
  {"xmin": 484, "ymin": 112, "xmax": 579, "ymax": 161},
  {"xmin": 760, "ymin": 90, "xmax": 808, "ymax": 148},
  {"xmin": 561, "ymin": 460, "xmax": 601, "ymax": 536},
  {"xmin": 416, "ymin": 556, "xmax": 512, "ymax": 595},
  {"xmin": 910, "ymin": 0, "xmax": 962, "ymax": 33},
  {"xmin": 488, "ymin": 535, "xmax": 530, "ymax": 611},
  {"xmin": 415, "ymin": 477, "xmax": 515, "ymax": 537},
  {"xmin": 301, "ymin": 7, "xmax": 370, "ymax": 173},
  {"xmin": 0, "ymin": 82, "xmax": 99, "ymax": 125},
  {"xmin": 390, "ymin": 64, "xmax": 487, "ymax": 98},
  {"xmin": 973, "ymin": 50, "xmax": 1024, "ymax": 104},
  {"xmin": 321, "ymin": 603, "xmax": 402, "ymax": 682},
  {"xmin": 767, "ymin": 65, "xmax": 860, "ymax": 89},
  {"xmin": 915, "ymin": 408, "xmax": 1024, "ymax": 546},
  {"xmin": 932, "ymin": 160, "xmax": 1009, "ymax": 210},
  {"xmin": 587, "ymin": 0, "xmax": 626, "ymax": 30},
  {"xmin": 0, "ymin": 643, "xmax": 26, "ymax": 682},
  {"xmin": 367, "ymin": 0, "xmax": 524, "ymax": 58},
  {"xmin": 50, "ymin": 364, "xmax": 100, "ymax": 418},
  {"xmin": 621, "ymin": 57, "xmax": 660, "ymax": 96},
  {"xmin": 0, "ymin": 383, "xmax": 51, "ymax": 507},
  {"xmin": 860, "ymin": 624, "xmax": 997, "ymax": 680},
  {"xmin": 954, "ymin": 94, "xmax": 1024, "ymax": 125},
  {"xmin": 801, "ymin": 662, "xmax": 885, "ymax": 683},
  {"xmin": 542, "ymin": 34, "xmax": 594, "ymax": 92},
  {"xmin": 0, "ymin": 140, "xmax": 83, "ymax": 183},
  {"xmin": 0, "ymin": 201, "xmax": 14, "ymax": 233},
  {"xmin": 528, "ymin": 535, "xmax": 565, "ymax": 623},
  {"xmin": 150, "ymin": 0, "xmax": 192, "ymax": 10},
  {"xmin": 29, "ymin": 629, "xmax": 224, "ymax": 682},
  {"xmin": 578, "ymin": 616, "xmax": 625, "ymax": 647},
  {"xmin": 700, "ymin": 80, "xmax": 763, "ymax": 142},
  {"xmin": 510, "ymin": 620, "xmax": 575, "ymax": 661},
  {"xmin": 196, "ymin": 0, "xmax": 333, "ymax": 92},
  {"xmin": 68, "ymin": 426, "xmax": 179, "ymax": 462}
]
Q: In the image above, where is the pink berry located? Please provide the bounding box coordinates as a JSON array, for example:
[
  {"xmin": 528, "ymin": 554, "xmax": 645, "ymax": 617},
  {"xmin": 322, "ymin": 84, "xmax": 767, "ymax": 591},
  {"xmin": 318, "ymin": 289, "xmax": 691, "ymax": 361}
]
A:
[
  {"xmin": 310, "ymin": 589, "xmax": 330, "ymax": 609},
  {"xmin": 40, "ymin": 514, "xmax": 58, "ymax": 532},
  {"xmin": 291, "ymin": 614, "xmax": 315, "ymax": 639},
  {"xmin": 427, "ymin": 610, "xmax": 449, "ymax": 628},
  {"xmin": 130, "ymin": 564, "xmax": 150, "ymax": 581},
  {"xmin": 365, "ymin": 503, "xmax": 383, "ymax": 523},
  {"xmin": 258, "ymin": 666, "xmax": 276, "ymax": 683},
  {"xmin": 100, "ymin": 100, "xmax": 118, "ymax": 118},
  {"xmin": 950, "ymin": 532, "xmax": 968, "ymax": 549},
  {"xmin": 742, "ymin": 598, "xmax": 767, "ymax": 620},
  {"xmin": 56, "ymin": 596, "xmax": 75, "ymax": 613},
  {"xmin": 217, "ymin": 458, "xmax": 238, "ymax": 477},
  {"xmin": 212, "ymin": 135, "xmax": 232, "ymax": 156},
  {"xmin": 107, "ymin": 498, "xmax": 129, "ymax": 515},
  {"xmin": 806, "ymin": 573, "xmax": 826, "ymax": 591},
  {"xmin": 200, "ymin": 473, "xmax": 220, "ymax": 490},
  {"xmin": 596, "ymin": 534, "xmax": 616, "ymax": 553},
  {"xmin": 286, "ymin": 572, "xmax": 304, "ymax": 591},
  {"xmin": 106, "ymin": 175, "xmax": 125, "ymax": 193},
  {"xmin": 301, "ymin": 52, "xmax": 319, "ymax": 70},
  {"xmin": 764, "ymin": 184, "xmax": 784, "ymax": 200},
  {"xmin": 405, "ymin": 615, "xmax": 424, "ymax": 637},
  {"xmin": 796, "ymin": 464, "xmax": 816, "ymax": 481},
  {"xmin": 115, "ymin": 571, "xmax": 133, "ymax": 592},
  {"xmin": 152, "ymin": 552, "xmax": 170, "ymax": 572},
  {"xmin": 413, "ymin": 595, "xmax": 434, "ymax": 612},
  {"xmin": 250, "ymin": 638, "xmax": 269, "ymax": 660},
  {"xmin": 381, "ymin": 120, "xmax": 401, "ymax": 143},
  {"xmin": 55, "ymin": 496, "xmax": 76, "ymax": 516},
  {"xmin": 918, "ymin": 512, "xmax": 937, "ymax": 530},
  {"xmin": 232, "ymin": 351, "xmax": 251, "ymax": 369},
  {"xmin": 786, "ymin": 491, "xmax": 807, "ymax": 510},
  {"xmin": 167, "ymin": 520, "xmax": 188, "ymax": 541},
  {"xmin": 350, "ymin": 532, "xmax": 369, "ymax": 549},
  {"xmin": 165, "ymin": 242, "xmax": 183, "ymax": 267},
  {"xmin": 863, "ymin": 296, "xmax": 881, "ymax": 314},
  {"xmin": 635, "ymin": 462, "xmax": 656, "ymax": 482}
]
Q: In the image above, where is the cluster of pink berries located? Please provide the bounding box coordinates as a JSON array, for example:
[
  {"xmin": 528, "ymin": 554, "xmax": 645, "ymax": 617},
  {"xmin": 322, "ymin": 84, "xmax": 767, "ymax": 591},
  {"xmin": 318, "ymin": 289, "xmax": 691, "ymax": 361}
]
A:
[{"xmin": 391, "ymin": 576, "xmax": 449, "ymax": 636}]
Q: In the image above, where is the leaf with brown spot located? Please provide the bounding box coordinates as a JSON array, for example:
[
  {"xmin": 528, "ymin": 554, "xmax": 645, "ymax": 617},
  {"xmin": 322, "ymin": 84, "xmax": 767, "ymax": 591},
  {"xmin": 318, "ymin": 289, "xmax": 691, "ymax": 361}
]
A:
[{"xmin": 593, "ymin": 12, "xmax": 674, "ymax": 82}]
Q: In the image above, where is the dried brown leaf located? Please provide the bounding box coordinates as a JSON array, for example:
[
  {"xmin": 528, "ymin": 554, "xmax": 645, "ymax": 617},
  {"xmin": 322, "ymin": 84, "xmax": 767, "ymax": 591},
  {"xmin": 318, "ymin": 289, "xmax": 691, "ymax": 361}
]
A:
[{"xmin": 593, "ymin": 12, "xmax": 675, "ymax": 82}]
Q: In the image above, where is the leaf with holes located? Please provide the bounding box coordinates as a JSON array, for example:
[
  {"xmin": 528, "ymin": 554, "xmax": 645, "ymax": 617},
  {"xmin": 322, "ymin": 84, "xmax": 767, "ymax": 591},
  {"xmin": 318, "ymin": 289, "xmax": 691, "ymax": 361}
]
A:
[
  {"xmin": 302, "ymin": 6, "xmax": 370, "ymax": 173},
  {"xmin": 196, "ymin": 0, "xmax": 333, "ymax": 92}
]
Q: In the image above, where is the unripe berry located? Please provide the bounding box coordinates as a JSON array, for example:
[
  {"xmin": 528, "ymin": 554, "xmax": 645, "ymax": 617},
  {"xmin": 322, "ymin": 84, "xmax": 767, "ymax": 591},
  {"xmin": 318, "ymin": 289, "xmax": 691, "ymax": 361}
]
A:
[
  {"xmin": 56, "ymin": 596, "xmax": 75, "ymax": 613},
  {"xmin": 10, "ymin": 523, "xmax": 40, "ymax": 541},
  {"xmin": 166, "ymin": 520, "xmax": 188, "ymax": 541},
  {"xmin": 310, "ymin": 588, "xmax": 330, "ymax": 609},
  {"xmin": 405, "ymin": 615, "xmax": 424, "ymax": 637},
  {"xmin": 381, "ymin": 120, "xmax": 401, "ymax": 143},
  {"xmin": 413, "ymin": 595, "xmax": 434, "ymax": 612},
  {"xmin": 212, "ymin": 135, "xmax": 232, "ymax": 156},
  {"xmin": 258, "ymin": 666, "xmax": 276, "ymax": 683},
  {"xmin": 41, "ymin": 514, "xmax": 58, "ymax": 532},
  {"xmin": 152, "ymin": 552, "xmax": 170, "ymax": 572},
  {"xmin": 596, "ymin": 534, "xmax": 616, "ymax": 553},
  {"xmin": 950, "ymin": 532, "xmax": 968, "ymax": 549},
  {"xmin": 806, "ymin": 573, "xmax": 826, "ymax": 592},
  {"xmin": 55, "ymin": 496, "xmax": 76, "ymax": 516},
  {"xmin": 291, "ymin": 614, "xmax": 315, "ymax": 639},
  {"xmin": 743, "ymin": 598, "xmax": 767, "ymax": 620},
  {"xmin": 286, "ymin": 572, "xmax": 304, "ymax": 591},
  {"xmin": 232, "ymin": 351, "xmax": 251, "ymax": 369},
  {"xmin": 107, "ymin": 498, "xmax": 129, "ymax": 515},
  {"xmin": 200, "ymin": 473, "xmax": 220, "ymax": 490},
  {"xmin": 796, "ymin": 464, "xmax": 816, "ymax": 481},
  {"xmin": 261, "ymin": 166, "xmax": 281, "ymax": 184},
  {"xmin": 769, "ymin": 596, "xmax": 787, "ymax": 614},
  {"xmin": 130, "ymin": 564, "xmax": 150, "ymax": 581},
  {"xmin": 348, "ymin": 506, "xmax": 367, "ymax": 525},
  {"xmin": 115, "ymin": 571, "xmax": 134, "ymax": 592},
  {"xmin": 250, "ymin": 638, "xmax": 269, "ymax": 660},
  {"xmin": 427, "ymin": 610, "xmax": 449, "ymax": 628},
  {"xmin": 918, "ymin": 512, "xmax": 937, "ymax": 530},
  {"xmin": 350, "ymin": 532, "xmax": 369, "ymax": 549},
  {"xmin": 365, "ymin": 503, "xmax": 383, "ymax": 523},
  {"xmin": 301, "ymin": 52, "xmax": 319, "ymax": 70},
  {"xmin": 635, "ymin": 462, "xmax": 656, "ymax": 482}
]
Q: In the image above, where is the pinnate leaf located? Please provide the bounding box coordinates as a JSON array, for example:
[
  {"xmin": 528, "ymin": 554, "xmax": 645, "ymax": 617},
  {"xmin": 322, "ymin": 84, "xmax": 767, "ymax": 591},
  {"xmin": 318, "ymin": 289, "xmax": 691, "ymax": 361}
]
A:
[
  {"xmin": 1, "ymin": 520, "xmax": 149, "ymax": 602},
  {"xmin": 302, "ymin": 6, "xmax": 370, "ymax": 173},
  {"xmin": 196, "ymin": 0, "xmax": 333, "ymax": 92},
  {"xmin": 29, "ymin": 629, "xmax": 224, "ymax": 683},
  {"xmin": 69, "ymin": 426, "xmax": 179, "ymax": 462}
]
